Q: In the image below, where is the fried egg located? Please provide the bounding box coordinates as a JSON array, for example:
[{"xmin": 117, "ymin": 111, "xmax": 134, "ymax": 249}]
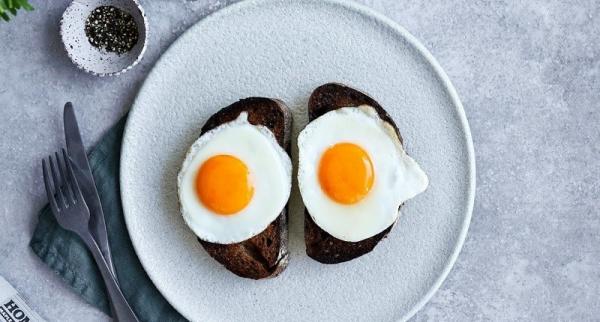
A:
[
  {"xmin": 297, "ymin": 105, "xmax": 429, "ymax": 242},
  {"xmin": 178, "ymin": 112, "xmax": 292, "ymax": 244}
]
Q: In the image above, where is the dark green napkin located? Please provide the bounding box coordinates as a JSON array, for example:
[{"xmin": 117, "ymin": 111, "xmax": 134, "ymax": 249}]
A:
[{"xmin": 29, "ymin": 117, "xmax": 186, "ymax": 322}]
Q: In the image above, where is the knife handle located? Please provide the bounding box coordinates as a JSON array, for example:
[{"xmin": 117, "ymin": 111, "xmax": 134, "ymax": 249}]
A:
[{"xmin": 81, "ymin": 232, "xmax": 140, "ymax": 322}]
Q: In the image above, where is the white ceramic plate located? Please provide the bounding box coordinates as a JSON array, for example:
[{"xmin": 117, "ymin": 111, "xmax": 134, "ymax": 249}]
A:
[{"xmin": 120, "ymin": 0, "xmax": 475, "ymax": 321}]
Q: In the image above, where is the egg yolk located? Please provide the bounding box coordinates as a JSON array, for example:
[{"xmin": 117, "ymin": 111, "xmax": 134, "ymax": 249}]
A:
[
  {"xmin": 318, "ymin": 143, "xmax": 374, "ymax": 204},
  {"xmin": 195, "ymin": 155, "xmax": 254, "ymax": 215}
]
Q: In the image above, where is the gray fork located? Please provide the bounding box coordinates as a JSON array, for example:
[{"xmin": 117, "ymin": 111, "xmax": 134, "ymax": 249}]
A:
[{"xmin": 42, "ymin": 149, "xmax": 139, "ymax": 322}]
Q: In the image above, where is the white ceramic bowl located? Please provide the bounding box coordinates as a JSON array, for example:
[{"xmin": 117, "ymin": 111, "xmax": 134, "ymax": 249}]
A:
[{"xmin": 60, "ymin": 0, "xmax": 148, "ymax": 76}]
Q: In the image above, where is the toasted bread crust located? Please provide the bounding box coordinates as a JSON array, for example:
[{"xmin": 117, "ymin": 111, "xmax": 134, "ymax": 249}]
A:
[
  {"xmin": 308, "ymin": 83, "xmax": 403, "ymax": 144},
  {"xmin": 304, "ymin": 83, "xmax": 402, "ymax": 264},
  {"xmin": 197, "ymin": 97, "xmax": 291, "ymax": 279}
]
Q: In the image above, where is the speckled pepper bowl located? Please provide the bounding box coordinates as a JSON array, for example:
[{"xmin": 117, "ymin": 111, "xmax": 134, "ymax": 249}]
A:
[{"xmin": 60, "ymin": 0, "xmax": 148, "ymax": 77}]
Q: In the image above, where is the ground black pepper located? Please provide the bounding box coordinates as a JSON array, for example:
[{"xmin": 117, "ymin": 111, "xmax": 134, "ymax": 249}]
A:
[{"xmin": 84, "ymin": 6, "xmax": 139, "ymax": 55}]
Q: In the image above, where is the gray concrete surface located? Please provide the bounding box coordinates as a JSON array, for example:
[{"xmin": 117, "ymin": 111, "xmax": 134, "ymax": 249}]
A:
[{"xmin": 1, "ymin": 0, "xmax": 598, "ymax": 321}]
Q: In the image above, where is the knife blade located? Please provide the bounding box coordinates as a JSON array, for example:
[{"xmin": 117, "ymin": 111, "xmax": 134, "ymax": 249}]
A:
[{"xmin": 64, "ymin": 102, "xmax": 116, "ymax": 274}]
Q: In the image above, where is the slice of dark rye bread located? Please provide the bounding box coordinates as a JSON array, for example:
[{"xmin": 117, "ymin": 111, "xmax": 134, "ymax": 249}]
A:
[
  {"xmin": 304, "ymin": 83, "xmax": 404, "ymax": 264},
  {"xmin": 197, "ymin": 97, "xmax": 292, "ymax": 279}
]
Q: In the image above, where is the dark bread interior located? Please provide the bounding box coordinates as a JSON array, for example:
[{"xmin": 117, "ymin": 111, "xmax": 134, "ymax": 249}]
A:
[
  {"xmin": 197, "ymin": 97, "xmax": 292, "ymax": 279},
  {"xmin": 304, "ymin": 83, "xmax": 403, "ymax": 264}
]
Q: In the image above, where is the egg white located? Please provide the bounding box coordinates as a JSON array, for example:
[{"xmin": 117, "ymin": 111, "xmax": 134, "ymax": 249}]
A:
[
  {"xmin": 178, "ymin": 112, "xmax": 292, "ymax": 244},
  {"xmin": 297, "ymin": 105, "xmax": 429, "ymax": 242}
]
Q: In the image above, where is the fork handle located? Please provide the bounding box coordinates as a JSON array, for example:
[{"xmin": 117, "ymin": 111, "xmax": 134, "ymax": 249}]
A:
[{"xmin": 81, "ymin": 233, "xmax": 140, "ymax": 322}]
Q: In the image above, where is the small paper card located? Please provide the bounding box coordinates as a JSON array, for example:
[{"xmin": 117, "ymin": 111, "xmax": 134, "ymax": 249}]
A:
[{"xmin": 0, "ymin": 277, "xmax": 45, "ymax": 322}]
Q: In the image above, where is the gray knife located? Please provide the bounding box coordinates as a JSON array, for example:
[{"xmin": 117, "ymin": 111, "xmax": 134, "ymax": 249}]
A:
[{"xmin": 64, "ymin": 102, "xmax": 116, "ymax": 274}]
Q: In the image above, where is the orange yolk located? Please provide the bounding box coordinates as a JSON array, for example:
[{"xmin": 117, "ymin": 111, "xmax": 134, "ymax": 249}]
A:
[
  {"xmin": 318, "ymin": 143, "xmax": 374, "ymax": 204},
  {"xmin": 195, "ymin": 155, "xmax": 254, "ymax": 215}
]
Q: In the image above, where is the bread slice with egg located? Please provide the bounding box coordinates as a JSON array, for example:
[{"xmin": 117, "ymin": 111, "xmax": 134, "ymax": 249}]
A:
[
  {"xmin": 304, "ymin": 83, "xmax": 403, "ymax": 264},
  {"xmin": 198, "ymin": 97, "xmax": 292, "ymax": 279}
]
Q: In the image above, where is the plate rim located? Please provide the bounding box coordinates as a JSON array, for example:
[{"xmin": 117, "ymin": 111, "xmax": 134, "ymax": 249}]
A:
[{"xmin": 120, "ymin": 0, "xmax": 476, "ymax": 321}]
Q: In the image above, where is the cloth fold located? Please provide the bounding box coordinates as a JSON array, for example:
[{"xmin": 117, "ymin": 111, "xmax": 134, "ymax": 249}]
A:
[{"xmin": 29, "ymin": 117, "xmax": 186, "ymax": 322}]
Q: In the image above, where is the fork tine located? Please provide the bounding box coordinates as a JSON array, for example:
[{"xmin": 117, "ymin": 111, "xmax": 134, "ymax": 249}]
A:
[
  {"xmin": 65, "ymin": 153, "xmax": 84, "ymax": 203},
  {"xmin": 49, "ymin": 154, "xmax": 66, "ymax": 209},
  {"xmin": 58, "ymin": 149, "xmax": 75, "ymax": 204},
  {"xmin": 42, "ymin": 159, "xmax": 60, "ymax": 214}
]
